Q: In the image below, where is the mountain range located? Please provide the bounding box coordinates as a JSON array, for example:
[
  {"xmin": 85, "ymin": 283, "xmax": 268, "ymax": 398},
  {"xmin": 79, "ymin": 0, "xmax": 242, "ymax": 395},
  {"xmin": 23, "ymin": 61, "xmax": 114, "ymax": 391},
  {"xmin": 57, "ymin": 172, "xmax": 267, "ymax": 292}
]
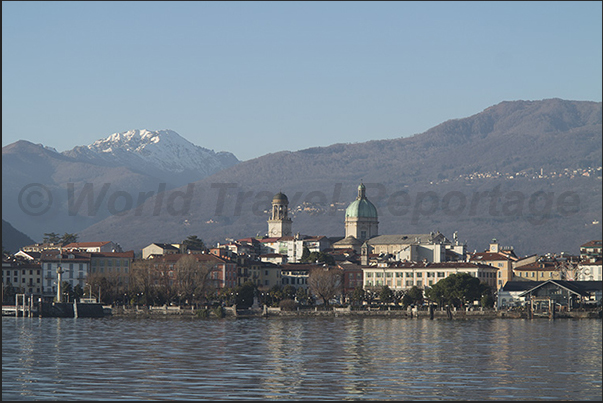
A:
[
  {"xmin": 2, "ymin": 129, "xmax": 239, "ymax": 245},
  {"xmin": 3, "ymin": 98, "xmax": 602, "ymax": 257}
]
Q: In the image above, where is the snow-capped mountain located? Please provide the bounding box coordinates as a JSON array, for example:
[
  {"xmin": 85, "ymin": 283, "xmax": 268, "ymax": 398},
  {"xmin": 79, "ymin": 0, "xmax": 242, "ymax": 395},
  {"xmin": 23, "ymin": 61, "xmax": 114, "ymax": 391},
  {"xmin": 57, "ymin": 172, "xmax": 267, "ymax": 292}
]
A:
[{"xmin": 63, "ymin": 129, "xmax": 239, "ymax": 183}]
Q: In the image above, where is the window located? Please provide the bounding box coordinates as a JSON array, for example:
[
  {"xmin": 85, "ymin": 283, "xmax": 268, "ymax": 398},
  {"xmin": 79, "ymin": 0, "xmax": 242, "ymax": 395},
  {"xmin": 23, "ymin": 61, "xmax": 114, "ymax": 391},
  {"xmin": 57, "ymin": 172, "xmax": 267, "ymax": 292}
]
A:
[
  {"xmin": 416, "ymin": 280, "xmax": 422, "ymax": 287},
  {"xmin": 416, "ymin": 272, "xmax": 422, "ymax": 278},
  {"xmin": 438, "ymin": 272, "xmax": 445, "ymax": 277}
]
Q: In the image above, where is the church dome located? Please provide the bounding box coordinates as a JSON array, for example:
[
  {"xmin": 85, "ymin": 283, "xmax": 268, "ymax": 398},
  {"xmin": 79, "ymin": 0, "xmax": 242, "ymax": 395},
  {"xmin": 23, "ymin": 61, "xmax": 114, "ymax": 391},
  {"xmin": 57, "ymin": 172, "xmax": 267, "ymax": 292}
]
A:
[
  {"xmin": 345, "ymin": 198, "xmax": 378, "ymax": 218},
  {"xmin": 272, "ymin": 192, "xmax": 288, "ymax": 204},
  {"xmin": 345, "ymin": 183, "xmax": 378, "ymax": 218}
]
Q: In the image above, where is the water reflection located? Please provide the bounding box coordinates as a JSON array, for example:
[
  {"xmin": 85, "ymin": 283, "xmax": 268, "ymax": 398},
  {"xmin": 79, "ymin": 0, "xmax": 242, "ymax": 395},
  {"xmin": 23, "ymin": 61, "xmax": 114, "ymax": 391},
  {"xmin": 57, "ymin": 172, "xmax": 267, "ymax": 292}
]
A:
[{"xmin": 3, "ymin": 316, "xmax": 602, "ymax": 400}]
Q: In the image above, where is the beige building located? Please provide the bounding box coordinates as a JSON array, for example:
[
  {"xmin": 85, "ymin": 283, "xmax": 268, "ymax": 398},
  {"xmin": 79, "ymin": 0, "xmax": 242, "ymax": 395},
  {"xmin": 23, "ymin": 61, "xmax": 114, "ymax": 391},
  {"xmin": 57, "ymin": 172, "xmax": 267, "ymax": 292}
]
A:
[
  {"xmin": 2, "ymin": 258, "xmax": 43, "ymax": 296},
  {"xmin": 363, "ymin": 261, "xmax": 498, "ymax": 292},
  {"xmin": 469, "ymin": 239, "xmax": 518, "ymax": 290}
]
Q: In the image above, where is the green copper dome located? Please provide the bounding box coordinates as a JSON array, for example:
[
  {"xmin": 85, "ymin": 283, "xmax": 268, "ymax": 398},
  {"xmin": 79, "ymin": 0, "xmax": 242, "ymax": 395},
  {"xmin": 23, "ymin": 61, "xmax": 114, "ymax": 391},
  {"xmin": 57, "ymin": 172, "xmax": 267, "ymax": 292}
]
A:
[{"xmin": 345, "ymin": 183, "xmax": 378, "ymax": 218}]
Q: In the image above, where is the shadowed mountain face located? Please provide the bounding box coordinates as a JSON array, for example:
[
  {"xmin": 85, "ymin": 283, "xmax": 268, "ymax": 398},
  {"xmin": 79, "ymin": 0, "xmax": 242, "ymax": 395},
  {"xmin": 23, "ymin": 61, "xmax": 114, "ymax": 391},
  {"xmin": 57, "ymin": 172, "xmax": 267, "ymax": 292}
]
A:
[
  {"xmin": 4, "ymin": 99, "xmax": 602, "ymax": 256},
  {"xmin": 2, "ymin": 219, "xmax": 36, "ymax": 254}
]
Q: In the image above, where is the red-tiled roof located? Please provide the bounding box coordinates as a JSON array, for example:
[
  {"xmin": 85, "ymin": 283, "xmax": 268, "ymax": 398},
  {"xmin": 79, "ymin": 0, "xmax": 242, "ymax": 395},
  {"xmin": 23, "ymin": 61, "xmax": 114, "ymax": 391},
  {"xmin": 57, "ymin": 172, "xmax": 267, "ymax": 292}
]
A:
[
  {"xmin": 64, "ymin": 242, "xmax": 111, "ymax": 248},
  {"xmin": 581, "ymin": 240, "xmax": 602, "ymax": 248},
  {"xmin": 469, "ymin": 252, "xmax": 513, "ymax": 261}
]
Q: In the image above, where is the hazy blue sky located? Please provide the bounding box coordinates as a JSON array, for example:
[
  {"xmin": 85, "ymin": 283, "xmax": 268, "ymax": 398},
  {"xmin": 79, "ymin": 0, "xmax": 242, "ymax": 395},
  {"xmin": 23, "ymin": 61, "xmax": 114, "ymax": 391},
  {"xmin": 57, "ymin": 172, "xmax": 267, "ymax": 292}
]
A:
[{"xmin": 3, "ymin": 1, "xmax": 602, "ymax": 161}]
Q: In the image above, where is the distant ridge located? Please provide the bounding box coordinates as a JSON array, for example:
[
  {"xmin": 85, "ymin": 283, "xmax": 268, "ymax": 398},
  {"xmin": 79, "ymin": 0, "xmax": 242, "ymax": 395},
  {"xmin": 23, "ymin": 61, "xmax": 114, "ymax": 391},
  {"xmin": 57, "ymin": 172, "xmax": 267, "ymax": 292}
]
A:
[
  {"xmin": 78, "ymin": 98, "xmax": 602, "ymax": 256},
  {"xmin": 2, "ymin": 219, "xmax": 36, "ymax": 253}
]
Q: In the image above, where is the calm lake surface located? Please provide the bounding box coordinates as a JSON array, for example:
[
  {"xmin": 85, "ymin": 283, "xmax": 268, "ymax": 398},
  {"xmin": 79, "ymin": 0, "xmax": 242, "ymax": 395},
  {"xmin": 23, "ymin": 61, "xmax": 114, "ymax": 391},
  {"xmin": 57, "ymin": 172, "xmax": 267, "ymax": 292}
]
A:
[{"xmin": 2, "ymin": 316, "xmax": 602, "ymax": 401}]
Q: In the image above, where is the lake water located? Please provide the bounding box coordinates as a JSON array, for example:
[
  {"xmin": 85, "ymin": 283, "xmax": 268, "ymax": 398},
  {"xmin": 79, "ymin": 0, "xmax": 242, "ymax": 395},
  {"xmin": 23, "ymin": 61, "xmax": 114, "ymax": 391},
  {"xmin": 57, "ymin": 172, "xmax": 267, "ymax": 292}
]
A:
[{"xmin": 2, "ymin": 316, "xmax": 602, "ymax": 400}]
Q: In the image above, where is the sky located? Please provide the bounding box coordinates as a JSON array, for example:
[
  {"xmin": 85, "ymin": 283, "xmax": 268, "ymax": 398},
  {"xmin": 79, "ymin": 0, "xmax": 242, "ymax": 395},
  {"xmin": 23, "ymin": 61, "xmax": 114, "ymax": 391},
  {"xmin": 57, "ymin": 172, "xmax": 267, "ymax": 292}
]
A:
[{"xmin": 2, "ymin": 1, "xmax": 602, "ymax": 161}]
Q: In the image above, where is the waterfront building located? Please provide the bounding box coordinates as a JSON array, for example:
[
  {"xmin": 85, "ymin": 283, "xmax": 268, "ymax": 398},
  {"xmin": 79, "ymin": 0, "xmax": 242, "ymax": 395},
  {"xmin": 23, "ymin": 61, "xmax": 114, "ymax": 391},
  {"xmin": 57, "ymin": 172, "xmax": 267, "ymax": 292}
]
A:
[
  {"xmin": 89, "ymin": 251, "xmax": 135, "ymax": 286},
  {"xmin": 513, "ymin": 261, "xmax": 562, "ymax": 281},
  {"xmin": 2, "ymin": 257, "xmax": 42, "ymax": 296},
  {"xmin": 362, "ymin": 261, "xmax": 498, "ymax": 292},
  {"xmin": 469, "ymin": 239, "xmax": 518, "ymax": 289},
  {"xmin": 40, "ymin": 249, "xmax": 91, "ymax": 300},
  {"xmin": 280, "ymin": 263, "xmax": 313, "ymax": 289},
  {"xmin": 147, "ymin": 253, "xmax": 238, "ymax": 289}
]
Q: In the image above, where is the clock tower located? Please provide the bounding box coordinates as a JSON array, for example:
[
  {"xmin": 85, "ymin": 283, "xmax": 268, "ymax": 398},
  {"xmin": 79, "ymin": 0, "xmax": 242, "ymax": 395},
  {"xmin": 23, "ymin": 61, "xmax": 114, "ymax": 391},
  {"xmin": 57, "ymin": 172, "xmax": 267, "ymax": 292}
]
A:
[{"xmin": 268, "ymin": 192, "xmax": 292, "ymax": 237}]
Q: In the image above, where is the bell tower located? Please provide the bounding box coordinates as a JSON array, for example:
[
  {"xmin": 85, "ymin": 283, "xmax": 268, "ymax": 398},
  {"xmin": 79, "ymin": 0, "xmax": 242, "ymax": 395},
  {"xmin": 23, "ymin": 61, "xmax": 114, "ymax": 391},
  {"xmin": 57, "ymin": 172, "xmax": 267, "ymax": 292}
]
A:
[{"xmin": 268, "ymin": 192, "xmax": 292, "ymax": 237}]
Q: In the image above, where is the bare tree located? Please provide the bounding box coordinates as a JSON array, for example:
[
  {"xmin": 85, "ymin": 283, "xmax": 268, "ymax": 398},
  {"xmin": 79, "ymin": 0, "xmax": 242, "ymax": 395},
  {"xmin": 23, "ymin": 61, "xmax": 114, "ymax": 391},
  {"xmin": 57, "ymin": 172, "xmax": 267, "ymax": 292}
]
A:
[
  {"xmin": 308, "ymin": 267, "xmax": 342, "ymax": 307},
  {"xmin": 129, "ymin": 259, "xmax": 159, "ymax": 305},
  {"xmin": 557, "ymin": 260, "xmax": 580, "ymax": 280},
  {"xmin": 174, "ymin": 255, "xmax": 214, "ymax": 307}
]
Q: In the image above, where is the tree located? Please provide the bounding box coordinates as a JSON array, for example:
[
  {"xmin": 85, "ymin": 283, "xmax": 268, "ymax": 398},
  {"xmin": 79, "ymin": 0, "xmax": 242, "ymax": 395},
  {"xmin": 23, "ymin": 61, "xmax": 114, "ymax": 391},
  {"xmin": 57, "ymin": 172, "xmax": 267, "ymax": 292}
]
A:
[
  {"xmin": 3, "ymin": 283, "xmax": 16, "ymax": 304},
  {"xmin": 425, "ymin": 273, "xmax": 482, "ymax": 308},
  {"xmin": 283, "ymin": 284, "xmax": 297, "ymax": 300},
  {"xmin": 378, "ymin": 285, "xmax": 394, "ymax": 305},
  {"xmin": 182, "ymin": 235, "xmax": 206, "ymax": 252},
  {"xmin": 296, "ymin": 287, "xmax": 311, "ymax": 305},
  {"xmin": 308, "ymin": 267, "xmax": 342, "ymax": 307},
  {"xmin": 235, "ymin": 281, "xmax": 256, "ymax": 308},
  {"xmin": 129, "ymin": 259, "xmax": 158, "ymax": 306},
  {"xmin": 73, "ymin": 284, "xmax": 85, "ymax": 301},
  {"xmin": 350, "ymin": 286, "xmax": 364, "ymax": 306},
  {"xmin": 174, "ymin": 255, "xmax": 214, "ymax": 306},
  {"xmin": 268, "ymin": 284, "xmax": 284, "ymax": 307},
  {"xmin": 301, "ymin": 251, "xmax": 335, "ymax": 265},
  {"xmin": 402, "ymin": 286, "xmax": 424, "ymax": 307},
  {"xmin": 301, "ymin": 246, "xmax": 311, "ymax": 262},
  {"xmin": 61, "ymin": 233, "xmax": 78, "ymax": 245},
  {"xmin": 43, "ymin": 232, "xmax": 61, "ymax": 244}
]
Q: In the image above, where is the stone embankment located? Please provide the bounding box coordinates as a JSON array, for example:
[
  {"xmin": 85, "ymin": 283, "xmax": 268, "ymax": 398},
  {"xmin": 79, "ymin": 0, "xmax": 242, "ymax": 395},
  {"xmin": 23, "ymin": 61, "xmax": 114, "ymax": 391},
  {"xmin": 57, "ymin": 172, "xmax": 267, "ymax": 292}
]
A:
[{"xmin": 108, "ymin": 305, "xmax": 602, "ymax": 320}]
